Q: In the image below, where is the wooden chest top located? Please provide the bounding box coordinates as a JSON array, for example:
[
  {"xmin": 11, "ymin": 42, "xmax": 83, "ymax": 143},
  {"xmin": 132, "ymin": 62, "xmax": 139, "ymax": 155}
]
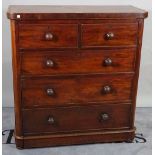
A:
[{"xmin": 7, "ymin": 5, "xmax": 148, "ymax": 20}]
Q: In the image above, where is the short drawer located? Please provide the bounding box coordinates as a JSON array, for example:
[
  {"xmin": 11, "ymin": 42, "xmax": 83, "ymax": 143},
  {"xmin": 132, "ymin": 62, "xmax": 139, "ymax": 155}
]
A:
[
  {"xmin": 18, "ymin": 24, "xmax": 78, "ymax": 49},
  {"xmin": 81, "ymin": 23, "xmax": 138, "ymax": 48},
  {"xmin": 23, "ymin": 103, "xmax": 131, "ymax": 134},
  {"xmin": 22, "ymin": 74, "xmax": 133, "ymax": 107},
  {"xmin": 21, "ymin": 49, "xmax": 136, "ymax": 75}
]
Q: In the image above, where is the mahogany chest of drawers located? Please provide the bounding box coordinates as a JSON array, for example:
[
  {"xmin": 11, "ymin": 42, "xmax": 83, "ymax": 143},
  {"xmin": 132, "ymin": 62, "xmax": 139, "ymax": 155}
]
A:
[{"xmin": 7, "ymin": 5, "xmax": 148, "ymax": 149}]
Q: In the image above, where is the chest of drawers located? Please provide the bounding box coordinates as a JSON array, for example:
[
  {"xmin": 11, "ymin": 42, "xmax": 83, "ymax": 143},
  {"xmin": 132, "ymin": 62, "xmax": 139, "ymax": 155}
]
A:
[{"xmin": 7, "ymin": 5, "xmax": 148, "ymax": 149}]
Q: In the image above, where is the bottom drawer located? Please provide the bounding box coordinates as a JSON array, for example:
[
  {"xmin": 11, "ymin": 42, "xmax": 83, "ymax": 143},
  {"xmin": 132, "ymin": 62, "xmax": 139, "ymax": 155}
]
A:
[{"xmin": 23, "ymin": 103, "xmax": 131, "ymax": 135}]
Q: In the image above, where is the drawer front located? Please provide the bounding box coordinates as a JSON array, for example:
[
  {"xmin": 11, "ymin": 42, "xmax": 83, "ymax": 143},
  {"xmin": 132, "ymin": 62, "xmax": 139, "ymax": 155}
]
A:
[
  {"xmin": 18, "ymin": 24, "xmax": 78, "ymax": 49},
  {"xmin": 23, "ymin": 103, "xmax": 131, "ymax": 134},
  {"xmin": 81, "ymin": 23, "xmax": 138, "ymax": 47},
  {"xmin": 21, "ymin": 49, "xmax": 135, "ymax": 75},
  {"xmin": 22, "ymin": 75, "xmax": 133, "ymax": 107}
]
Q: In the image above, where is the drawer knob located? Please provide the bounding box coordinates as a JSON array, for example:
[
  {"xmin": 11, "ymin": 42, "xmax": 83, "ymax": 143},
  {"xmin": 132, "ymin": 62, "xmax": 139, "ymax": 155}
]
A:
[
  {"xmin": 46, "ymin": 60, "xmax": 54, "ymax": 67},
  {"xmin": 47, "ymin": 116, "xmax": 55, "ymax": 124},
  {"xmin": 103, "ymin": 86, "xmax": 112, "ymax": 94},
  {"xmin": 45, "ymin": 32, "xmax": 53, "ymax": 40},
  {"xmin": 104, "ymin": 58, "xmax": 113, "ymax": 66},
  {"xmin": 46, "ymin": 88, "xmax": 54, "ymax": 96},
  {"xmin": 101, "ymin": 113, "xmax": 109, "ymax": 121},
  {"xmin": 106, "ymin": 32, "xmax": 114, "ymax": 40}
]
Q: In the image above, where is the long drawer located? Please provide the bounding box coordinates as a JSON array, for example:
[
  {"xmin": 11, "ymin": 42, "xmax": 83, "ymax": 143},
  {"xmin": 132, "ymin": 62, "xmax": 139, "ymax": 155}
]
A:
[
  {"xmin": 21, "ymin": 49, "xmax": 136, "ymax": 75},
  {"xmin": 22, "ymin": 74, "xmax": 133, "ymax": 107},
  {"xmin": 23, "ymin": 103, "xmax": 131, "ymax": 135}
]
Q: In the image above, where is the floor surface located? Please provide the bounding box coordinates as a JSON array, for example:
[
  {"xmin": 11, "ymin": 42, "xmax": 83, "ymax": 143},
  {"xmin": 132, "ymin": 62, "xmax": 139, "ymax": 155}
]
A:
[{"xmin": 2, "ymin": 107, "xmax": 152, "ymax": 155}]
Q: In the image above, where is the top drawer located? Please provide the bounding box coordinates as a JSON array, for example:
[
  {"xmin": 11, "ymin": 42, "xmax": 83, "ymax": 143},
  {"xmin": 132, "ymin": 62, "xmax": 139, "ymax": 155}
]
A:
[
  {"xmin": 81, "ymin": 23, "xmax": 138, "ymax": 48},
  {"xmin": 18, "ymin": 24, "xmax": 78, "ymax": 49}
]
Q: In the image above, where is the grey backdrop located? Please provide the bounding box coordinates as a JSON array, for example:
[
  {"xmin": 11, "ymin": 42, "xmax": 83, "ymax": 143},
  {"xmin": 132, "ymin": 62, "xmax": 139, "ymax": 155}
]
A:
[{"xmin": 2, "ymin": 0, "xmax": 152, "ymax": 107}]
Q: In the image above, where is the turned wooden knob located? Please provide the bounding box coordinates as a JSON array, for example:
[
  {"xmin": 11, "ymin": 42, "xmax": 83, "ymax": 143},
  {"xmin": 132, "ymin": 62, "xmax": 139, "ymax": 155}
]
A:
[
  {"xmin": 104, "ymin": 58, "xmax": 113, "ymax": 66},
  {"xmin": 46, "ymin": 88, "xmax": 54, "ymax": 96},
  {"xmin": 47, "ymin": 116, "xmax": 55, "ymax": 124},
  {"xmin": 105, "ymin": 32, "xmax": 114, "ymax": 40},
  {"xmin": 103, "ymin": 86, "xmax": 112, "ymax": 94},
  {"xmin": 101, "ymin": 113, "xmax": 109, "ymax": 121},
  {"xmin": 45, "ymin": 32, "xmax": 53, "ymax": 40},
  {"xmin": 46, "ymin": 60, "xmax": 54, "ymax": 67}
]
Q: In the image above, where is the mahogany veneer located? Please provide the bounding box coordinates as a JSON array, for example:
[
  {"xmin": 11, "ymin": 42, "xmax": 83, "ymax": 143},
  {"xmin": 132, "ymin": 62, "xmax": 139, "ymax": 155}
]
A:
[{"xmin": 7, "ymin": 5, "xmax": 148, "ymax": 149}]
